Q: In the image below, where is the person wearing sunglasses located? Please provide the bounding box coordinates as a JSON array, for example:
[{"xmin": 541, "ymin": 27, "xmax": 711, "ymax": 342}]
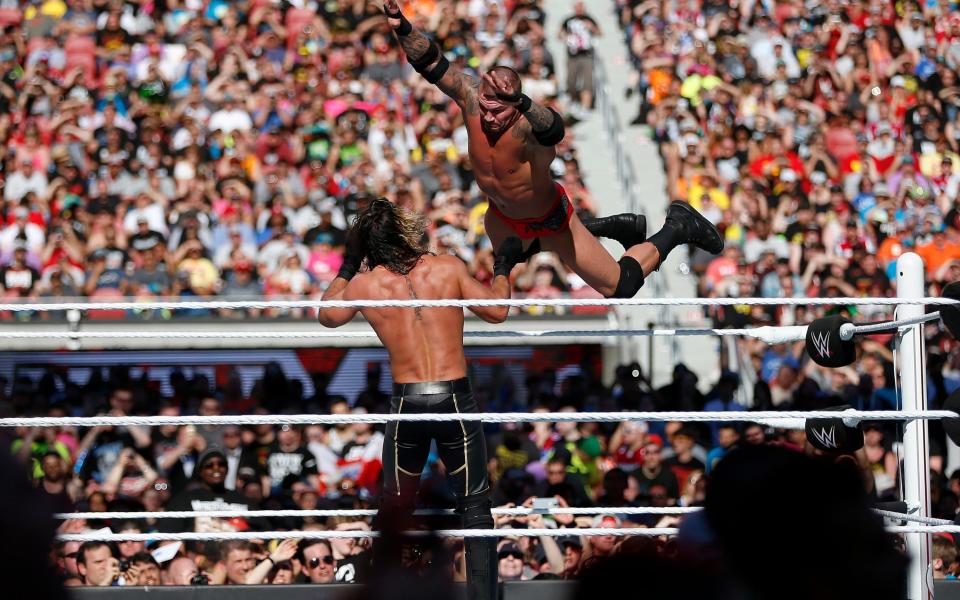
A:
[
  {"xmin": 57, "ymin": 540, "xmax": 83, "ymax": 580},
  {"xmin": 297, "ymin": 540, "xmax": 336, "ymax": 584},
  {"xmin": 497, "ymin": 541, "xmax": 526, "ymax": 581},
  {"xmin": 160, "ymin": 447, "xmax": 255, "ymax": 534},
  {"xmin": 319, "ymin": 199, "xmax": 525, "ymax": 600}
]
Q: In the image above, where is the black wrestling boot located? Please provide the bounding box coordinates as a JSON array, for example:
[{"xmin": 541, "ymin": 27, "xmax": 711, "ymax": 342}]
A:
[
  {"xmin": 647, "ymin": 201, "xmax": 724, "ymax": 263},
  {"xmin": 582, "ymin": 213, "xmax": 647, "ymax": 249},
  {"xmin": 464, "ymin": 537, "xmax": 499, "ymax": 600}
]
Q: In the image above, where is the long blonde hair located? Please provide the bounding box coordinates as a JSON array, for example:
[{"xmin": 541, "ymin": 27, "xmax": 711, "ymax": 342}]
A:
[{"xmin": 349, "ymin": 198, "xmax": 429, "ymax": 275}]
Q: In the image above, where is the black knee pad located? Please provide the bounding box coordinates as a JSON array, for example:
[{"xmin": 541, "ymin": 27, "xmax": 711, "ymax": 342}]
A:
[
  {"xmin": 456, "ymin": 493, "xmax": 494, "ymax": 529},
  {"xmin": 521, "ymin": 238, "xmax": 541, "ymax": 261},
  {"xmin": 611, "ymin": 256, "xmax": 645, "ymax": 298}
]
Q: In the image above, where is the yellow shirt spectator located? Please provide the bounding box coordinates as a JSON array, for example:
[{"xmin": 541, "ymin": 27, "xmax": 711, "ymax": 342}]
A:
[
  {"xmin": 179, "ymin": 257, "xmax": 220, "ymax": 291},
  {"xmin": 919, "ymin": 150, "xmax": 960, "ymax": 178},
  {"xmin": 688, "ymin": 182, "xmax": 730, "ymax": 211}
]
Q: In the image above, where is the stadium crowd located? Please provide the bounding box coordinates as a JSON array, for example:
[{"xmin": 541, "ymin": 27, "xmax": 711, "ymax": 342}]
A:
[
  {"xmin": 0, "ymin": 0, "xmax": 602, "ymax": 318},
  {"xmin": 1, "ymin": 351, "xmax": 959, "ymax": 587},
  {"xmin": 622, "ymin": 0, "xmax": 960, "ymax": 317},
  {"xmin": 7, "ymin": 0, "xmax": 960, "ymax": 590}
]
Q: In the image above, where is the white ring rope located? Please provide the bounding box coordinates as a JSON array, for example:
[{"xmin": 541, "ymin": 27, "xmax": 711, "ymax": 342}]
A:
[
  {"xmin": 54, "ymin": 507, "xmax": 702, "ymax": 521},
  {"xmin": 0, "ymin": 296, "xmax": 953, "ymax": 312},
  {"xmin": 874, "ymin": 509, "xmax": 954, "ymax": 526},
  {"xmin": 56, "ymin": 524, "xmax": 960, "ymax": 542},
  {"xmin": 55, "ymin": 507, "xmax": 948, "ymax": 525},
  {"xmin": 3, "ymin": 410, "xmax": 955, "ymax": 428},
  {"xmin": 0, "ymin": 326, "xmax": 808, "ymax": 344},
  {"xmin": 58, "ymin": 528, "xmax": 673, "ymax": 543},
  {"xmin": 889, "ymin": 526, "xmax": 960, "ymax": 534},
  {"xmin": 7, "ymin": 312, "xmax": 939, "ymax": 344}
]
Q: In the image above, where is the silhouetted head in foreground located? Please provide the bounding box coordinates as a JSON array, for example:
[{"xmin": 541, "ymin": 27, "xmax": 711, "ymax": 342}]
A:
[
  {"xmin": 577, "ymin": 446, "xmax": 907, "ymax": 600},
  {"xmin": 704, "ymin": 445, "xmax": 907, "ymax": 600},
  {"xmin": 357, "ymin": 513, "xmax": 455, "ymax": 600},
  {"xmin": 0, "ymin": 451, "xmax": 68, "ymax": 600}
]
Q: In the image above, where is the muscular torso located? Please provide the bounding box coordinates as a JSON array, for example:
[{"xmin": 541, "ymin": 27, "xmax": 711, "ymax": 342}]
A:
[
  {"xmin": 464, "ymin": 111, "xmax": 558, "ymax": 219},
  {"xmin": 346, "ymin": 255, "xmax": 467, "ymax": 383}
]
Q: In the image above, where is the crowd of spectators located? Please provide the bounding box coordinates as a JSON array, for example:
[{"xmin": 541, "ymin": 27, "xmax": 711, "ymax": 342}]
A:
[
  {"xmin": 9, "ymin": 0, "xmax": 960, "ymax": 591},
  {"xmin": 622, "ymin": 0, "xmax": 960, "ymax": 315},
  {"xmin": 613, "ymin": 0, "xmax": 960, "ymax": 531},
  {"xmin": 3, "ymin": 351, "xmax": 959, "ymax": 587},
  {"xmin": 0, "ymin": 0, "xmax": 604, "ymax": 320}
]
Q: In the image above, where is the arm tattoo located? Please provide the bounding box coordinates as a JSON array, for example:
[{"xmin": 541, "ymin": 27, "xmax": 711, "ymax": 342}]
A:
[
  {"xmin": 396, "ymin": 29, "xmax": 432, "ymax": 63},
  {"xmin": 396, "ymin": 28, "xmax": 478, "ymax": 110},
  {"xmin": 521, "ymin": 102, "xmax": 556, "ymax": 133},
  {"xmin": 511, "ymin": 121, "xmax": 532, "ymax": 141},
  {"xmin": 439, "ymin": 73, "xmax": 480, "ymax": 113}
]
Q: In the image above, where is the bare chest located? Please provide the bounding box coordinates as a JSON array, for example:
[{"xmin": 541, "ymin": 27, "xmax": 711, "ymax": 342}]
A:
[{"xmin": 465, "ymin": 117, "xmax": 528, "ymax": 184}]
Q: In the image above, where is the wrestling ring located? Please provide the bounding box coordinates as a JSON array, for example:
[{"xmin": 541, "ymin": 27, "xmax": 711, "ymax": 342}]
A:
[{"xmin": 6, "ymin": 252, "xmax": 960, "ymax": 599}]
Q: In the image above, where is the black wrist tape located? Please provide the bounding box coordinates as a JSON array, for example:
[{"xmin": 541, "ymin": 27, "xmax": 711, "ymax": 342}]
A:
[
  {"xmin": 387, "ymin": 9, "xmax": 412, "ymax": 35},
  {"xmin": 517, "ymin": 94, "xmax": 532, "ymax": 113}
]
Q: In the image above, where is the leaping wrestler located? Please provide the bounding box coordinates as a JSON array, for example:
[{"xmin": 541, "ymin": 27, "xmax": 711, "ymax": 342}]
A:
[{"xmin": 382, "ymin": 0, "xmax": 723, "ymax": 298}]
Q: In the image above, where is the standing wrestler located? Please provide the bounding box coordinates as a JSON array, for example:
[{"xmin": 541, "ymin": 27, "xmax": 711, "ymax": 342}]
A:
[
  {"xmin": 317, "ymin": 198, "xmax": 525, "ymax": 600},
  {"xmin": 381, "ymin": 0, "xmax": 723, "ymax": 298}
]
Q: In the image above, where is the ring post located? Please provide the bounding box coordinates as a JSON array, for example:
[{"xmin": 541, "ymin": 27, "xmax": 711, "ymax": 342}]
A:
[{"xmin": 897, "ymin": 252, "xmax": 932, "ymax": 599}]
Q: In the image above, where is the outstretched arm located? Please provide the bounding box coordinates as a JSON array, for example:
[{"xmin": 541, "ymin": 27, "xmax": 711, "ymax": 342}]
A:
[{"xmin": 383, "ymin": 0, "xmax": 478, "ymax": 110}]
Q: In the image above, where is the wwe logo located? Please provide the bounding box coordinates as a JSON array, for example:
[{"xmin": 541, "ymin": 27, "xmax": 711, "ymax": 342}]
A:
[
  {"xmin": 810, "ymin": 330, "xmax": 831, "ymax": 358},
  {"xmin": 810, "ymin": 426, "xmax": 838, "ymax": 449}
]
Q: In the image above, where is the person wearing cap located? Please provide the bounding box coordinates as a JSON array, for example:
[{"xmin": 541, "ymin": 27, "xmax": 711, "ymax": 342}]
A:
[
  {"xmin": 381, "ymin": 0, "xmax": 722, "ymax": 300},
  {"xmin": 219, "ymin": 257, "xmax": 263, "ymax": 315},
  {"xmin": 129, "ymin": 247, "xmax": 171, "ymax": 297},
  {"xmin": 127, "ymin": 214, "xmax": 167, "ymax": 257},
  {"xmin": 496, "ymin": 540, "xmax": 526, "ymax": 582},
  {"xmin": 208, "ymin": 93, "xmax": 253, "ymax": 133},
  {"xmin": 174, "ymin": 241, "xmax": 219, "ymax": 296},
  {"xmin": 4, "ymin": 156, "xmax": 48, "ymax": 202},
  {"xmin": 160, "ymin": 447, "xmax": 257, "ymax": 534},
  {"xmin": 583, "ymin": 514, "xmax": 621, "ymax": 564},
  {"xmin": 317, "ymin": 198, "xmax": 526, "ymax": 600},
  {"xmin": 936, "ymin": 155, "xmax": 960, "ymax": 200},
  {"xmin": 264, "ymin": 424, "xmax": 319, "ymax": 496},
  {"xmin": 1, "ymin": 240, "xmax": 40, "ymax": 297},
  {"xmin": 687, "ymin": 173, "xmax": 730, "ymax": 213},
  {"xmin": 559, "ymin": 536, "xmax": 582, "ymax": 577}
]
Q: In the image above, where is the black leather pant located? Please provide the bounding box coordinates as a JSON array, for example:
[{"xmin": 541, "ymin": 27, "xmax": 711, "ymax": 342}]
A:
[
  {"xmin": 382, "ymin": 377, "xmax": 490, "ymax": 499},
  {"xmin": 377, "ymin": 377, "xmax": 498, "ymax": 600}
]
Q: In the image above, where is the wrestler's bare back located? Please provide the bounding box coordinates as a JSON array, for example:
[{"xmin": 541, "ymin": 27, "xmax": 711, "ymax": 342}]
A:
[{"xmin": 341, "ymin": 255, "xmax": 480, "ymax": 383}]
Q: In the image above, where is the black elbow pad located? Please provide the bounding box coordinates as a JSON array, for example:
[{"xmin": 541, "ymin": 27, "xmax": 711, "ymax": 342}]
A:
[
  {"xmin": 407, "ymin": 42, "xmax": 440, "ymax": 71},
  {"xmin": 533, "ymin": 109, "xmax": 565, "ymax": 146},
  {"xmin": 421, "ymin": 55, "xmax": 449, "ymax": 84}
]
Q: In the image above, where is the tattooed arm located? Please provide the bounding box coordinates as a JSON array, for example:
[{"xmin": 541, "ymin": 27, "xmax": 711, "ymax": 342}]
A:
[
  {"xmin": 397, "ymin": 28, "xmax": 479, "ymax": 108},
  {"xmin": 511, "ymin": 120, "xmax": 558, "ymax": 161},
  {"xmin": 518, "ymin": 101, "xmax": 559, "ymax": 135},
  {"xmin": 383, "ymin": 0, "xmax": 478, "ymax": 110}
]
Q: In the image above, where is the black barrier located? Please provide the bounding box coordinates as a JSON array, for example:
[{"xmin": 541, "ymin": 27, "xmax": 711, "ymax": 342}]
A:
[{"xmin": 62, "ymin": 580, "xmax": 960, "ymax": 600}]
